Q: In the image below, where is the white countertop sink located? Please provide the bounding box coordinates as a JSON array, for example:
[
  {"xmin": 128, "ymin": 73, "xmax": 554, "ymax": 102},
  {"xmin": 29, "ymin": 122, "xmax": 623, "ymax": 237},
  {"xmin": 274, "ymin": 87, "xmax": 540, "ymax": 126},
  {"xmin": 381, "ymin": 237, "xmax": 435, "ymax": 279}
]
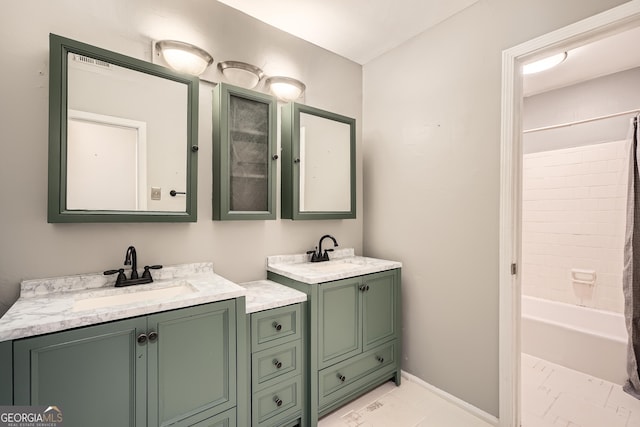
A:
[
  {"xmin": 72, "ymin": 281, "xmax": 197, "ymax": 312},
  {"xmin": 266, "ymin": 248, "xmax": 401, "ymax": 284},
  {"xmin": 0, "ymin": 262, "xmax": 246, "ymax": 342}
]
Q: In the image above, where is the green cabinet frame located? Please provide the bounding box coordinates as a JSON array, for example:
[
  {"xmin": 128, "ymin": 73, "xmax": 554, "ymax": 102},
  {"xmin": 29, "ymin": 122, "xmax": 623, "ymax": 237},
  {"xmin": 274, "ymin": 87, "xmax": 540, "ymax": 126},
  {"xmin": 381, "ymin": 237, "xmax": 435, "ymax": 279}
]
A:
[
  {"xmin": 267, "ymin": 269, "xmax": 401, "ymax": 426},
  {"xmin": 48, "ymin": 34, "xmax": 199, "ymax": 223},
  {"xmin": 247, "ymin": 303, "xmax": 306, "ymax": 427},
  {"xmin": 12, "ymin": 299, "xmax": 247, "ymax": 427},
  {"xmin": 213, "ymin": 83, "xmax": 277, "ymax": 220},
  {"xmin": 281, "ymin": 103, "xmax": 356, "ymax": 220}
]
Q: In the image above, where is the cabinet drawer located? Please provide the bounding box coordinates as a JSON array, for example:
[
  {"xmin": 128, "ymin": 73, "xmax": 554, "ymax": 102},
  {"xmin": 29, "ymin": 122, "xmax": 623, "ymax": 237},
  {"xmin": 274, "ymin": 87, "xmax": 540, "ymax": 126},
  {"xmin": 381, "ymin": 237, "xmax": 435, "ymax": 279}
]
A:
[
  {"xmin": 252, "ymin": 376, "xmax": 302, "ymax": 427},
  {"xmin": 251, "ymin": 304, "xmax": 301, "ymax": 351},
  {"xmin": 187, "ymin": 407, "xmax": 236, "ymax": 427},
  {"xmin": 319, "ymin": 343, "xmax": 395, "ymax": 407},
  {"xmin": 252, "ymin": 340, "xmax": 302, "ymax": 390}
]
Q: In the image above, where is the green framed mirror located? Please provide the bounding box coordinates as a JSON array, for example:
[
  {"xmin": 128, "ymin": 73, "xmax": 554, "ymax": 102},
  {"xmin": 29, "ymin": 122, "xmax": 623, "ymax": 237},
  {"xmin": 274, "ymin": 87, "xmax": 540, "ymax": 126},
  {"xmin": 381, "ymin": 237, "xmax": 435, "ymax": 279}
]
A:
[
  {"xmin": 48, "ymin": 34, "xmax": 199, "ymax": 222},
  {"xmin": 281, "ymin": 103, "xmax": 356, "ymax": 220}
]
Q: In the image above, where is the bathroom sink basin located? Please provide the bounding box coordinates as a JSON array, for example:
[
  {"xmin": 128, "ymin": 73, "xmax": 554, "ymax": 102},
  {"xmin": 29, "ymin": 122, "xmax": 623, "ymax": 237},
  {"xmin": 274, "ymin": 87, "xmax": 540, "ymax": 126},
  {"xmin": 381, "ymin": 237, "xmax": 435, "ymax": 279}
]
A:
[
  {"xmin": 73, "ymin": 282, "xmax": 196, "ymax": 312},
  {"xmin": 303, "ymin": 260, "xmax": 366, "ymax": 273}
]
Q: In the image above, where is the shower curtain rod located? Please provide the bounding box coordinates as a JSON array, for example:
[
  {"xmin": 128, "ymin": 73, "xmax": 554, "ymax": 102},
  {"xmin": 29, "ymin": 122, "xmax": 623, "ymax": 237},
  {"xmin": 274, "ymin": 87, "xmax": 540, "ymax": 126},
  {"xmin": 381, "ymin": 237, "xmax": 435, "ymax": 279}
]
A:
[{"xmin": 523, "ymin": 108, "xmax": 640, "ymax": 134}]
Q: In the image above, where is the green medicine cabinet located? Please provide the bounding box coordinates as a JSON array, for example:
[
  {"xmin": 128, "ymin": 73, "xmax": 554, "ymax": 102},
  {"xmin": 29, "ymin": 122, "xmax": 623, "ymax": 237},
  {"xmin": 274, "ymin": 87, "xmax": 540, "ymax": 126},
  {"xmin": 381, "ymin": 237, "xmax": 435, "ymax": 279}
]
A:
[
  {"xmin": 213, "ymin": 83, "xmax": 277, "ymax": 220},
  {"xmin": 281, "ymin": 103, "xmax": 356, "ymax": 220},
  {"xmin": 48, "ymin": 34, "xmax": 199, "ymax": 223}
]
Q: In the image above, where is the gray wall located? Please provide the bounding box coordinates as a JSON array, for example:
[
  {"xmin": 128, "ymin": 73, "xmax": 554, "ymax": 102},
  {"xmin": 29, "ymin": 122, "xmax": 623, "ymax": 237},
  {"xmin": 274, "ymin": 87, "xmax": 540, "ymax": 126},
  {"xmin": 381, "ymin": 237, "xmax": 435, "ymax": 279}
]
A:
[
  {"xmin": 523, "ymin": 67, "xmax": 640, "ymax": 153},
  {"xmin": 362, "ymin": 0, "xmax": 629, "ymax": 417},
  {"xmin": 0, "ymin": 1, "xmax": 362, "ymax": 314}
]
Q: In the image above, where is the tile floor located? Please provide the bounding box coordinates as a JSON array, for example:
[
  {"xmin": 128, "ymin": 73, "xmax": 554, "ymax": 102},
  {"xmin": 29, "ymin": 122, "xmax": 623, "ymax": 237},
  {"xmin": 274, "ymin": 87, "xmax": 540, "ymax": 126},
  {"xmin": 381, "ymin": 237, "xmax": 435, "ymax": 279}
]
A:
[
  {"xmin": 317, "ymin": 355, "xmax": 640, "ymax": 426},
  {"xmin": 318, "ymin": 376, "xmax": 494, "ymax": 427},
  {"xmin": 521, "ymin": 353, "xmax": 640, "ymax": 427}
]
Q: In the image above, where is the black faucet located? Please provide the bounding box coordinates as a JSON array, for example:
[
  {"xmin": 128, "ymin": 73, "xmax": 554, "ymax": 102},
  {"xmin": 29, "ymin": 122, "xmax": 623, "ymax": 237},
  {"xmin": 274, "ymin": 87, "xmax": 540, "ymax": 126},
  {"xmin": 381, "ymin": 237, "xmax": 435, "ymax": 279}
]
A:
[
  {"xmin": 307, "ymin": 234, "xmax": 339, "ymax": 262},
  {"xmin": 104, "ymin": 246, "xmax": 163, "ymax": 287},
  {"xmin": 124, "ymin": 246, "xmax": 138, "ymax": 279}
]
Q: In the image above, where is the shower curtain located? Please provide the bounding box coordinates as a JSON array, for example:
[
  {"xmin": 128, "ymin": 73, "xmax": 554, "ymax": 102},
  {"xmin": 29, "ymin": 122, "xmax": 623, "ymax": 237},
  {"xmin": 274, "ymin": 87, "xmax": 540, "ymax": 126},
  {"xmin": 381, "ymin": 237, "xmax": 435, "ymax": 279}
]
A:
[{"xmin": 624, "ymin": 114, "xmax": 640, "ymax": 399}]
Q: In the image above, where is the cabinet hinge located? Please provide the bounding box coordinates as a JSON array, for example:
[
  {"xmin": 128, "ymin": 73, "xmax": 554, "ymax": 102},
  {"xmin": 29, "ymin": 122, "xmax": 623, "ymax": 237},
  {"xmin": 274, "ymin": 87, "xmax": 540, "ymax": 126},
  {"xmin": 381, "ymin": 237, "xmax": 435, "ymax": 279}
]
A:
[{"xmin": 511, "ymin": 263, "xmax": 517, "ymax": 276}]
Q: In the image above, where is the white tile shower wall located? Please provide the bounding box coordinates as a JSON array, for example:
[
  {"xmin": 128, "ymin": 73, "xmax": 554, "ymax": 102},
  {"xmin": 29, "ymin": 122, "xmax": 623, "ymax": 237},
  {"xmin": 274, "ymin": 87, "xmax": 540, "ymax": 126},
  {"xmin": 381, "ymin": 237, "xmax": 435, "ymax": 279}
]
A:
[{"xmin": 522, "ymin": 140, "xmax": 628, "ymax": 313}]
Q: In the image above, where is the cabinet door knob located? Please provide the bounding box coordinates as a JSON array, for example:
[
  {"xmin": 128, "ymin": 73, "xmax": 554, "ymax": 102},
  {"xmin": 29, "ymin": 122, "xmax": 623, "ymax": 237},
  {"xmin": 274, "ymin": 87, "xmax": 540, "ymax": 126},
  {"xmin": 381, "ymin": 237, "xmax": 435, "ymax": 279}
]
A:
[
  {"xmin": 359, "ymin": 285, "xmax": 366, "ymax": 292},
  {"xmin": 376, "ymin": 356, "xmax": 384, "ymax": 363},
  {"xmin": 366, "ymin": 284, "xmax": 370, "ymax": 291},
  {"xmin": 274, "ymin": 396, "xmax": 283, "ymax": 407},
  {"xmin": 137, "ymin": 333, "xmax": 147, "ymax": 344},
  {"xmin": 273, "ymin": 359, "xmax": 282, "ymax": 369},
  {"xmin": 294, "ymin": 158, "xmax": 300, "ymax": 163},
  {"xmin": 148, "ymin": 331, "xmax": 158, "ymax": 342},
  {"xmin": 337, "ymin": 373, "xmax": 346, "ymax": 382},
  {"xmin": 272, "ymin": 154, "xmax": 279, "ymax": 160},
  {"xmin": 272, "ymin": 321, "xmax": 282, "ymax": 331}
]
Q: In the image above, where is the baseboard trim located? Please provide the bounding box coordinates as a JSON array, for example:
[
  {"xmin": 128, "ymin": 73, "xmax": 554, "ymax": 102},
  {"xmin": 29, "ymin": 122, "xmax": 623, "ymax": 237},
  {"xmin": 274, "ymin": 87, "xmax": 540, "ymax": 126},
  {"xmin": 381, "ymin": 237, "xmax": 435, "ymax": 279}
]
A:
[{"xmin": 401, "ymin": 370, "xmax": 499, "ymax": 426}]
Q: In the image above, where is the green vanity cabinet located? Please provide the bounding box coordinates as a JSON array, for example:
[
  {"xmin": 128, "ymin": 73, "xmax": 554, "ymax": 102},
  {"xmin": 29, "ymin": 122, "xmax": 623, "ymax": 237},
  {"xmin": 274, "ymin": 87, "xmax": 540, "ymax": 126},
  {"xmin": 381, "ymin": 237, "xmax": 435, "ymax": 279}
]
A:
[
  {"xmin": 213, "ymin": 83, "xmax": 277, "ymax": 220},
  {"xmin": 267, "ymin": 269, "xmax": 401, "ymax": 426},
  {"xmin": 248, "ymin": 304, "xmax": 305, "ymax": 427},
  {"xmin": 13, "ymin": 299, "xmax": 244, "ymax": 427}
]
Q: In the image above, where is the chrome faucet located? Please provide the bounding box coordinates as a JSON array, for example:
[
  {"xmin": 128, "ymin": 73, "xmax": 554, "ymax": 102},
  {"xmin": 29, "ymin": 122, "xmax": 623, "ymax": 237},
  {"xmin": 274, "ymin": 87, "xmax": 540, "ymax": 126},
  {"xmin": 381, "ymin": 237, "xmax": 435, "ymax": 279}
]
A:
[
  {"xmin": 104, "ymin": 245, "xmax": 163, "ymax": 287},
  {"xmin": 307, "ymin": 234, "xmax": 339, "ymax": 262}
]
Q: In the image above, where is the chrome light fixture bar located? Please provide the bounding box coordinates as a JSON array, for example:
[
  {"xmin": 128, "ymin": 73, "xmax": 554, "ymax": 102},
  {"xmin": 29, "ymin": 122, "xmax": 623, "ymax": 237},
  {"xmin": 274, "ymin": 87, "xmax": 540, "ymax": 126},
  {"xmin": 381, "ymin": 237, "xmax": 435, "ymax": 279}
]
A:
[
  {"xmin": 265, "ymin": 76, "xmax": 306, "ymax": 101},
  {"xmin": 218, "ymin": 61, "xmax": 265, "ymax": 89},
  {"xmin": 155, "ymin": 40, "xmax": 213, "ymax": 76}
]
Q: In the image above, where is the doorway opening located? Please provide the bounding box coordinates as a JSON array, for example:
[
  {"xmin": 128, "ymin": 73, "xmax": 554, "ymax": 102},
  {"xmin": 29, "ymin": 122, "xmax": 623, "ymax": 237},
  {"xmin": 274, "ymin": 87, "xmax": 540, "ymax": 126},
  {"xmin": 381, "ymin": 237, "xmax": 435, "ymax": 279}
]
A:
[{"xmin": 499, "ymin": 2, "xmax": 640, "ymax": 426}]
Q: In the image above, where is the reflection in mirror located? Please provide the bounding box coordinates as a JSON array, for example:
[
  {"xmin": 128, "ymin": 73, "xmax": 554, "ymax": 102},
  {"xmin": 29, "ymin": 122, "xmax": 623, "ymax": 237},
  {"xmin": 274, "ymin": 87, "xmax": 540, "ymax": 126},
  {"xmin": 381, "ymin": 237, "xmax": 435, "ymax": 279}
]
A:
[
  {"xmin": 281, "ymin": 103, "xmax": 356, "ymax": 220},
  {"xmin": 299, "ymin": 113, "xmax": 351, "ymax": 212},
  {"xmin": 48, "ymin": 34, "xmax": 199, "ymax": 222}
]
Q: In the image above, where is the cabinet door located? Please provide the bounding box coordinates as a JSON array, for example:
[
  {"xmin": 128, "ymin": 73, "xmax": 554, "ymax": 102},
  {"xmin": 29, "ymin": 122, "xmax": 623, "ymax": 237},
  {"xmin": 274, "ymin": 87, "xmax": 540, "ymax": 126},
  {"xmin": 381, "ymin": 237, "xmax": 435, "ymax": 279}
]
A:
[
  {"xmin": 13, "ymin": 317, "xmax": 147, "ymax": 427},
  {"xmin": 213, "ymin": 83, "xmax": 277, "ymax": 220},
  {"xmin": 362, "ymin": 271, "xmax": 397, "ymax": 351},
  {"xmin": 147, "ymin": 301, "xmax": 236, "ymax": 427},
  {"xmin": 318, "ymin": 278, "xmax": 362, "ymax": 368}
]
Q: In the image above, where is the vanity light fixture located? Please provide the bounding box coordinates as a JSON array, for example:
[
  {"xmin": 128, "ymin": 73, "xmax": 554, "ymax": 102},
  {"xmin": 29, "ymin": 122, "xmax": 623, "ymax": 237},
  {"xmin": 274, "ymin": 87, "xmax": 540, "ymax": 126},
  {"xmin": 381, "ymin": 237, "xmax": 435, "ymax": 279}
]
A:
[
  {"xmin": 155, "ymin": 40, "xmax": 213, "ymax": 76},
  {"xmin": 523, "ymin": 52, "xmax": 567, "ymax": 75},
  {"xmin": 218, "ymin": 61, "xmax": 265, "ymax": 89},
  {"xmin": 265, "ymin": 76, "xmax": 306, "ymax": 101}
]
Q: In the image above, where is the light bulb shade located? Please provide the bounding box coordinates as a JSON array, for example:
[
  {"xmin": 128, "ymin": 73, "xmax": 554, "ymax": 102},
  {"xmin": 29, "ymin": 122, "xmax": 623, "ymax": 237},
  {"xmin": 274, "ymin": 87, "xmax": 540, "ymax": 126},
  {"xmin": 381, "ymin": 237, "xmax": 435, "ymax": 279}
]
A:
[
  {"xmin": 265, "ymin": 76, "xmax": 306, "ymax": 101},
  {"xmin": 156, "ymin": 40, "xmax": 213, "ymax": 76},
  {"xmin": 218, "ymin": 61, "xmax": 265, "ymax": 88},
  {"xmin": 523, "ymin": 52, "xmax": 567, "ymax": 75}
]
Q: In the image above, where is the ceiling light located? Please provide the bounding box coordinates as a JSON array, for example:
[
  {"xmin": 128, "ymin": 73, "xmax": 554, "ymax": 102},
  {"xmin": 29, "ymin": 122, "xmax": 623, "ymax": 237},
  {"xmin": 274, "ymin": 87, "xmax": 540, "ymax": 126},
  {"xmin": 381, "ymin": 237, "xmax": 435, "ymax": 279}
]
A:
[
  {"xmin": 155, "ymin": 40, "xmax": 213, "ymax": 76},
  {"xmin": 265, "ymin": 76, "xmax": 306, "ymax": 101},
  {"xmin": 218, "ymin": 61, "xmax": 265, "ymax": 88},
  {"xmin": 523, "ymin": 52, "xmax": 567, "ymax": 75}
]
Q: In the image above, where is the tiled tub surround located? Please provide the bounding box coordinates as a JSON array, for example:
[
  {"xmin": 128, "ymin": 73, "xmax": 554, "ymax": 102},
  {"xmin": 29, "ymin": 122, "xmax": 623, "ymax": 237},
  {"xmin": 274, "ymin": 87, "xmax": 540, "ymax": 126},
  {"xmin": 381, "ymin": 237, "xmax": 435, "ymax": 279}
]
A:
[
  {"xmin": 240, "ymin": 280, "xmax": 307, "ymax": 314},
  {"xmin": 522, "ymin": 140, "xmax": 628, "ymax": 312},
  {"xmin": 266, "ymin": 248, "xmax": 402, "ymax": 284},
  {"xmin": 0, "ymin": 262, "xmax": 247, "ymax": 341}
]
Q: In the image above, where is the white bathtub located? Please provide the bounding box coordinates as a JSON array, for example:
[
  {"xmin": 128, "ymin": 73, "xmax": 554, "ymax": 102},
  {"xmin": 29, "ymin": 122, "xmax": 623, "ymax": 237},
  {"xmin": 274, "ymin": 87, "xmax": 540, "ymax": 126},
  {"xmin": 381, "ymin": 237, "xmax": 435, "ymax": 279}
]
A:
[{"xmin": 521, "ymin": 295, "xmax": 628, "ymax": 385}]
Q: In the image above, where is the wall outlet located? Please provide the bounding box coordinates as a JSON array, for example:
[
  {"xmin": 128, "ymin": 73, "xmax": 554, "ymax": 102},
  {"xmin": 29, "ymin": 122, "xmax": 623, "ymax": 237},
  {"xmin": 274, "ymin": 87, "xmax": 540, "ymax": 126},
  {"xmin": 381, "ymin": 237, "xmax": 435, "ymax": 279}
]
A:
[{"xmin": 151, "ymin": 187, "xmax": 161, "ymax": 200}]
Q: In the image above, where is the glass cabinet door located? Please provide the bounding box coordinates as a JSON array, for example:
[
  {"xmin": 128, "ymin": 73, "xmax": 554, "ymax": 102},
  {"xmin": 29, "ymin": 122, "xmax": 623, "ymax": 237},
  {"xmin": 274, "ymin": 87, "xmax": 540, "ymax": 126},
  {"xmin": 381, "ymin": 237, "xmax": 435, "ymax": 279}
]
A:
[{"xmin": 213, "ymin": 83, "xmax": 276, "ymax": 220}]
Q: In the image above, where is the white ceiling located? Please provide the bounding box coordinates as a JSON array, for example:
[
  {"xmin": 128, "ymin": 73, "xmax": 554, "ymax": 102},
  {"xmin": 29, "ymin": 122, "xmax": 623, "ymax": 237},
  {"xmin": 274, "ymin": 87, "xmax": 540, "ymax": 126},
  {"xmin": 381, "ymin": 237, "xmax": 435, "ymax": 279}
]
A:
[
  {"xmin": 217, "ymin": 0, "xmax": 479, "ymax": 64},
  {"xmin": 217, "ymin": 1, "xmax": 640, "ymax": 94},
  {"xmin": 523, "ymin": 25, "xmax": 640, "ymax": 96}
]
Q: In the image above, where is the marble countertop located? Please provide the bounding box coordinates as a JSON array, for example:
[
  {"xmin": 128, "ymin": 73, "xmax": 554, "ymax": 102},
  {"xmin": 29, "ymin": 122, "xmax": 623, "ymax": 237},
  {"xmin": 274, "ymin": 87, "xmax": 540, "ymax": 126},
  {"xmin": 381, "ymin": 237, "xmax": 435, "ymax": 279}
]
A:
[
  {"xmin": 266, "ymin": 248, "xmax": 402, "ymax": 284},
  {"xmin": 0, "ymin": 262, "xmax": 246, "ymax": 342},
  {"xmin": 240, "ymin": 280, "xmax": 307, "ymax": 314}
]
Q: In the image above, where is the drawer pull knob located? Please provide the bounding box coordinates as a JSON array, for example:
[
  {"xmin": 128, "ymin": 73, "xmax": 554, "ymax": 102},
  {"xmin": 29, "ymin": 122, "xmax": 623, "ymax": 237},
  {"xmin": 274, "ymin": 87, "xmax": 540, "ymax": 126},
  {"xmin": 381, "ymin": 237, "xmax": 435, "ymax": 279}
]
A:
[
  {"xmin": 148, "ymin": 331, "xmax": 158, "ymax": 342},
  {"xmin": 366, "ymin": 284, "xmax": 370, "ymax": 291},
  {"xmin": 273, "ymin": 359, "xmax": 282, "ymax": 369},
  {"xmin": 337, "ymin": 373, "xmax": 346, "ymax": 382},
  {"xmin": 137, "ymin": 333, "xmax": 147, "ymax": 344},
  {"xmin": 272, "ymin": 321, "xmax": 282, "ymax": 331},
  {"xmin": 359, "ymin": 285, "xmax": 366, "ymax": 292},
  {"xmin": 274, "ymin": 396, "xmax": 283, "ymax": 407},
  {"xmin": 376, "ymin": 356, "xmax": 384, "ymax": 363}
]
